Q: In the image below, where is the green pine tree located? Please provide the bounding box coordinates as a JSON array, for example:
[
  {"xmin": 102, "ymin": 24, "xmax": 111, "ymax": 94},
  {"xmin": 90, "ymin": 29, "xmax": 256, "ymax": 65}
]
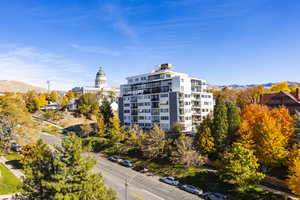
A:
[
  {"xmin": 226, "ymin": 102, "xmax": 241, "ymax": 145},
  {"xmin": 100, "ymin": 98, "xmax": 114, "ymax": 133},
  {"xmin": 19, "ymin": 140, "xmax": 56, "ymax": 199},
  {"xmin": 212, "ymin": 97, "xmax": 229, "ymax": 152},
  {"xmin": 19, "ymin": 134, "xmax": 116, "ymax": 200}
]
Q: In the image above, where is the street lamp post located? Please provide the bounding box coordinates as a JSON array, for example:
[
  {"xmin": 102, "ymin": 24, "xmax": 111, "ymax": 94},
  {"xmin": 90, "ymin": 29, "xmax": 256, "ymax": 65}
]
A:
[
  {"xmin": 124, "ymin": 174, "xmax": 139, "ymax": 200},
  {"xmin": 125, "ymin": 177, "xmax": 128, "ymax": 200}
]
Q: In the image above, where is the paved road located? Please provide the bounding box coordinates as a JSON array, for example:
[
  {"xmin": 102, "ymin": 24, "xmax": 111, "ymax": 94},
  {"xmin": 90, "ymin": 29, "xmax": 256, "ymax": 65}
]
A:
[{"xmin": 38, "ymin": 132, "xmax": 202, "ymax": 200}]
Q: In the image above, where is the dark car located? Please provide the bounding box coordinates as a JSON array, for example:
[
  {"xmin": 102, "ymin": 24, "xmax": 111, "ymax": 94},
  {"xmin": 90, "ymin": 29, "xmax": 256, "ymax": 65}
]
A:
[
  {"xmin": 132, "ymin": 166, "xmax": 149, "ymax": 173},
  {"xmin": 203, "ymin": 192, "xmax": 227, "ymax": 200},
  {"xmin": 108, "ymin": 155, "xmax": 123, "ymax": 163},
  {"xmin": 159, "ymin": 177, "xmax": 180, "ymax": 186},
  {"xmin": 120, "ymin": 160, "xmax": 133, "ymax": 167},
  {"xmin": 186, "ymin": 132, "xmax": 196, "ymax": 137},
  {"xmin": 179, "ymin": 184, "xmax": 203, "ymax": 195},
  {"xmin": 11, "ymin": 143, "xmax": 22, "ymax": 152}
]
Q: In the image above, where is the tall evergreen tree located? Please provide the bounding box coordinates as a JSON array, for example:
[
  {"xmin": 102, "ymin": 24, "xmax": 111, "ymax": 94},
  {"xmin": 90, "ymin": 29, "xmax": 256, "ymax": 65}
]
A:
[
  {"xmin": 100, "ymin": 98, "xmax": 114, "ymax": 133},
  {"xmin": 212, "ymin": 97, "xmax": 229, "ymax": 152},
  {"xmin": 226, "ymin": 102, "xmax": 241, "ymax": 145},
  {"xmin": 18, "ymin": 134, "xmax": 116, "ymax": 200}
]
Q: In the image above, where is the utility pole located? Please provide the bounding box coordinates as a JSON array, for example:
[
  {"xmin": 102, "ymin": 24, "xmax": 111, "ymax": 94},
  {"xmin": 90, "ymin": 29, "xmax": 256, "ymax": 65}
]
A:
[
  {"xmin": 46, "ymin": 80, "xmax": 51, "ymax": 93},
  {"xmin": 125, "ymin": 177, "xmax": 128, "ymax": 200}
]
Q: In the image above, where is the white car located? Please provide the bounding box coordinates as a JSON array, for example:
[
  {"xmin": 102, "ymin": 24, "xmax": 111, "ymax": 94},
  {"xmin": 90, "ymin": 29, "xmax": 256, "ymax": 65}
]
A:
[{"xmin": 159, "ymin": 177, "xmax": 180, "ymax": 186}]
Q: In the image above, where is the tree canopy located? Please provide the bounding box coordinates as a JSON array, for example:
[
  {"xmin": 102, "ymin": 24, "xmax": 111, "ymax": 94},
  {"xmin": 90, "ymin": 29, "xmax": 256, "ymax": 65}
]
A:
[{"xmin": 18, "ymin": 134, "xmax": 116, "ymax": 200}]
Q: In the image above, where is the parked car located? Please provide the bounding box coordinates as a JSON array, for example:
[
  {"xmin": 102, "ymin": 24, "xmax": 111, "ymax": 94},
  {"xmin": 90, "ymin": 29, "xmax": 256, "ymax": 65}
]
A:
[
  {"xmin": 133, "ymin": 166, "xmax": 149, "ymax": 173},
  {"xmin": 203, "ymin": 192, "xmax": 227, "ymax": 200},
  {"xmin": 120, "ymin": 160, "xmax": 133, "ymax": 167},
  {"xmin": 186, "ymin": 132, "xmax": 196, "ymax": 137},
  {"xmin": 159, "ymin": 177, "xmax": 180, "ymax": 186},
  {"xmin": 179, "ymin": 184, "xmax": 203, "ymax": 195},
  {"xmin": 108, "ymin": 155, "xmax": 123, "ymax": 163},
  {"xmin": 11, "ymin": 143, "xmax": 22, "ymax": 152}
]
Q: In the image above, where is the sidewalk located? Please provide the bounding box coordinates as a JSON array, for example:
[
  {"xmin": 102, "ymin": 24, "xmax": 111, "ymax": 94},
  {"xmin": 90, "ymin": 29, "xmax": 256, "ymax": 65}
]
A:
[{"xmin": 0, "ymin": 156, "xmax": 24, "ymax": 200}]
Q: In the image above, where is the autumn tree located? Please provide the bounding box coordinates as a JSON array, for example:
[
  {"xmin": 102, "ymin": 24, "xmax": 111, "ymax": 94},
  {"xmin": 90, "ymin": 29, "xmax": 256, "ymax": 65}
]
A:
[
  {"xmin": 290, "ymin": 85, "xmax": 300, "ymax": 93},
  {"xmin": 194, "ymin": 115, "xmax": 215, "ymax": 155},
  {"xmin": 287, "ymin": 157, "xmax": 300, "ymax": 196},
  {"xmin": 122, "ymin": 124, "xmax": 144, "ymax": 153},
  {"xmin": 78, "ymin": 93, "xmax": 99, "ymax": 119},
  {"xmin": 211, "ymin": 87, "xmax": 239, "ymax": 103},
  {"xmin": 97, "ymin": 112, "xmax": 106, "ymax": 137},
  {"xmin": 34, "ymin": 94, "xmax": 48, "ymax": 110},
  {"xmin": 236, "ymin": 86, "xmax": 266, "ymax": 109},
  {"xmin": 219, "ymin": 143, "xmax": 265, "ymax": 191},
  {"xmin": 271, "ymin": 81, "xmax": 290, "ymax": 92},
  {"xmin": 107, "ymin": 116, "xmax": 125, "ymax": 144},
  {"xmin": 24, "ymin": 90, "xmax": 38, "ymax": 113},
  {"xmin": 80, "ymin": 120, "xmax": 93, "ymax": 137},
  {"xmin": 170, "ymin": 135, "xmax": 205, "ymax": 167},
  {"xmin": 237, "ymin": 105, "xmax": 293, "ymax": 167},
  {"xmin": 292, "ymin": 111, "xmax": 300, "ymax": 144},
  {"xmin": 19, "ymin": 143, "xmax": 36, "ymax": 164},
  {"xmin": 47, "ymin": 91, "xmax": 59, "ymax": 103},
  {"xmin": 107, "ymin": 91, "xmax": 116, "ymax": 103},
  {"xmin": 141, "ymin": 125, "xmax": 166, "ymax": 160},
  {"xmin": 212, "ymin": 97, "xmax": 228, "ymax": 152},
  {"xmin": 169, "ymin": 122, "xmax": 184, "ymax": 139},
  {"xmin": 60, "ymin": 91, "xmax": 75, "ymax": 110},
  {"xmin": 0, "ymin": 94, "xmax": 32, "ymax": 151}
]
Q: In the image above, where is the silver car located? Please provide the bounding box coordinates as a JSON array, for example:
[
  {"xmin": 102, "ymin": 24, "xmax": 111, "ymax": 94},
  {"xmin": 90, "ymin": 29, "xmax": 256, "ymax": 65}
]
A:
[
  {"xmin": 159, "ymin": 177, "xmax": 180, "ymax": 186},
  {"xmin": 179, "ymin": 184, "xmax": 203, "ymax": 195},
  {"xmin": 203, "ymin": 192, "xmax": 227, "ymax": 200}
]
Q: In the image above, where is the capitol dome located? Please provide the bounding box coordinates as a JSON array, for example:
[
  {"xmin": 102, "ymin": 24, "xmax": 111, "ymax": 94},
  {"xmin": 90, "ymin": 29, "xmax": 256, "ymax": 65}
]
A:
[{"xmin": 95, "ymin": 67, "xmax": 108, "ymax": 88}]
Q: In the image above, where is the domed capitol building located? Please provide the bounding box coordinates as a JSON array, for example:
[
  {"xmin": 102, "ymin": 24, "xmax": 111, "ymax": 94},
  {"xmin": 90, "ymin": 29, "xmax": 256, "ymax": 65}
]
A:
[{"xmin": 72, "ymin": 67, "xmax": 120, "ymax": 99}]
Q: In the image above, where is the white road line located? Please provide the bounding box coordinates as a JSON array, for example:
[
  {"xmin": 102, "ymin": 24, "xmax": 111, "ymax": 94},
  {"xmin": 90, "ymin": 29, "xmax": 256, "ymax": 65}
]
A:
[{"xmin": 142, "ymin": 189, "xmax": 165, "ymax": 200}]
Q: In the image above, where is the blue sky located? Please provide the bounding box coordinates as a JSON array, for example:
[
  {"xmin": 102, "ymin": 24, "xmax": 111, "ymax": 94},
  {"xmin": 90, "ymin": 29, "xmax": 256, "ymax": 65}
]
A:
[{"xmin": 0, "ymin": 0, "xmax": 300, "ymax": 90}]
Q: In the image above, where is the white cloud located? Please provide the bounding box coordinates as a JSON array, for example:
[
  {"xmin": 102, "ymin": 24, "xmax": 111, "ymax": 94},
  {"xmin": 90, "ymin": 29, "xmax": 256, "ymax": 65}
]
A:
[
  {"xmin": 0, "ymin": 45, "xmax": 89, "ymax": 90},
  {"xmin": 100, "ymin": 2, "xmax": 138, "ymax": 41},
  {"xmin": 70, "ymin": 44, "xmax": 121, "ymax": 56}
]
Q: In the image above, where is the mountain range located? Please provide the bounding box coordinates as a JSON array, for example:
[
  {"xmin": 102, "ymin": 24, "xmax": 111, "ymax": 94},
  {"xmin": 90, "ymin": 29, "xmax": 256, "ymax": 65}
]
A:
[
  {"xmin": 0, "ymin": 80, "xmax": 299, "ymax": 93},
  {"xmin": 211, "ymin": 81, "xmax": 300, "ymax": 90},
  {"xmin": 0, "ymin": 80, "xmax": 47, "ymax": 93}
]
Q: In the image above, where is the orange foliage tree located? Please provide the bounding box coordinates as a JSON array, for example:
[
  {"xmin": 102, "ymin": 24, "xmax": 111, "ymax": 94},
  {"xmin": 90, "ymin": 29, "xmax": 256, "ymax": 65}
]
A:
[{"xmin": 237, "ymin": 105, "xmax": 294, "ymax": 167}]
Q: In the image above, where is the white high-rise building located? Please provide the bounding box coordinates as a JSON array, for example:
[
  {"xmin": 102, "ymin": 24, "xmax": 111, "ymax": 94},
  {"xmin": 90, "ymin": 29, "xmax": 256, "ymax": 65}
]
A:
[{"xmin": 118, "ymin": 63, "xmax": 214, "ymax": 133}]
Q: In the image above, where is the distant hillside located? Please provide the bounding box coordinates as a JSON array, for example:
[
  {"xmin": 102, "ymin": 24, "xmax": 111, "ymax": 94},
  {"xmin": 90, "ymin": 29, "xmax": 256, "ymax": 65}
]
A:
[
  {"xmin": 211, "ymin": 81, "xmax": 300, "ymax": 90},
  {"xmin": 0, "ymin": 80, "xmax": 47, "ymax": 93}
]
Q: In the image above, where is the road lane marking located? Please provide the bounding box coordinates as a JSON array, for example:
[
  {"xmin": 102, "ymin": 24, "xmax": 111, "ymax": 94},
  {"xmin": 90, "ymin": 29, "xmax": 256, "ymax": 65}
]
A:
[
  {"xmin": 131, "ymin": 193, "xmax": 145, "ymax": 200},
  {"xmin": 142, "ymin": 189, "xmax": 165, "ymax": 200}
]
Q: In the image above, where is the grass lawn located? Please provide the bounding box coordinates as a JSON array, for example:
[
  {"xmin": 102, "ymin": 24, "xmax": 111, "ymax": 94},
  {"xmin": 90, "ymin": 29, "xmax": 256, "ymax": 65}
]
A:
[
  {"xmin": 0, "ymin": 163, "xmax": 21, "ymax": 195},
  {"xmin": 4, "ymin": 152, "xmax": 21, "ymax": 161},
  {"xmin": 4, "ymin": 152, "xmax": 23, "ymax": 171},
  {"xmin": 41, "ymin": 124, "xmax": 61, "ymax": 135}
]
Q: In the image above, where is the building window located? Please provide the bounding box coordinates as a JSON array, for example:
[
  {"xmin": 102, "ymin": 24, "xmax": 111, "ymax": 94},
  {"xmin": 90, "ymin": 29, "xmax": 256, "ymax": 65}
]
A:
[
  {"xmin": 161, "ymin": 116, "xmax": 169, "ymax": 120},
  {"xmin": 160, "ymin": 94, "xmax": 169, "ymax": 98}
]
